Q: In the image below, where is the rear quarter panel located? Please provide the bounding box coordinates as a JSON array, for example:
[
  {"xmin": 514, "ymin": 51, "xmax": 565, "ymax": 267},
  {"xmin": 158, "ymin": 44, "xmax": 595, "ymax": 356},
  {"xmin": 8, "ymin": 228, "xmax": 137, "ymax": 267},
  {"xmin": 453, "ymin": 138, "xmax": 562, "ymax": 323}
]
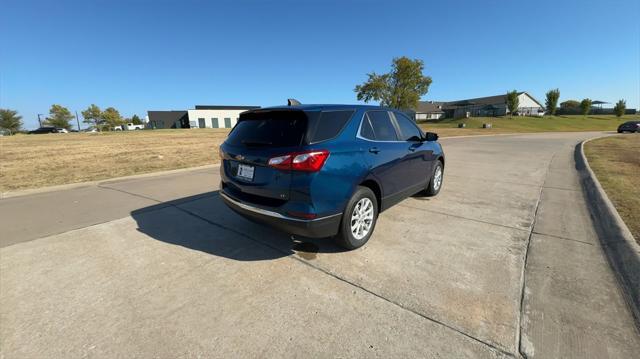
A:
[{"xmin": 289, "ymin": 110, "xmax": 369, "ymax": 217}]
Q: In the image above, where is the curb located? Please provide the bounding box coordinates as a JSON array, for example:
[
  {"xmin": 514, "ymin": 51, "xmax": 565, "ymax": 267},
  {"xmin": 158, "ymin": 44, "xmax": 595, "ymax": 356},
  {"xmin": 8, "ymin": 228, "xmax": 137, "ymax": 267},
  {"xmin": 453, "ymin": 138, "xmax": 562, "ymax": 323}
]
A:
[
  {"xmin": 1, "ymin": 164, "xmax": 221, "ymax": 199},
  {"xmin": 578, "ymin": 137, "xmax": 640, "ymax": 328}
]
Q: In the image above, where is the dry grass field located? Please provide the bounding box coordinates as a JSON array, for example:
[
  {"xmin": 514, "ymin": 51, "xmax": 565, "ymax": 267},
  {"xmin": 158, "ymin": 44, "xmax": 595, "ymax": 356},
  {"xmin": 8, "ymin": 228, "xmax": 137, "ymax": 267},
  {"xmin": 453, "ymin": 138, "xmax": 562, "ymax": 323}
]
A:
[
  {"xmin": 584, "ymin": 134, "xmax": 640, "ymax": 242},
  {"xmin": 0, "ymin": 129, "xmax": 229, "ymax": 192},
  {"xmin": 0, "ymin": 115, "xmax": 633, "ymax": 193}
]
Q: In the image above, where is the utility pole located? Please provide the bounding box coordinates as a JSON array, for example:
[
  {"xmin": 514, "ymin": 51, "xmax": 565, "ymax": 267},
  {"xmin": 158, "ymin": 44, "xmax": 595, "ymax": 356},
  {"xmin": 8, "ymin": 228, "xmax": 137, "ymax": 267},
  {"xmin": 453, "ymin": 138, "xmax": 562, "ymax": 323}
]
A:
[
  {"xmin": 37, "ymin": 114, "xmax": 43, "ymax": 127},
  {"xmin": 75, "ymin": 111, "xmax": 81, "ymax": 131}
]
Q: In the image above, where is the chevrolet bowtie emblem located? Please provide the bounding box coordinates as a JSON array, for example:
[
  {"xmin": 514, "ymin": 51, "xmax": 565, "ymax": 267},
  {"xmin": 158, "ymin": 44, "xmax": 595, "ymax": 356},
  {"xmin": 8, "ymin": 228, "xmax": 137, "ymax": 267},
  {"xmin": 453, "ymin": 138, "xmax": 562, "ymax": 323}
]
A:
[{"xmin": 235, "ymin": 154, "xmax": 245, "ymax": 161}]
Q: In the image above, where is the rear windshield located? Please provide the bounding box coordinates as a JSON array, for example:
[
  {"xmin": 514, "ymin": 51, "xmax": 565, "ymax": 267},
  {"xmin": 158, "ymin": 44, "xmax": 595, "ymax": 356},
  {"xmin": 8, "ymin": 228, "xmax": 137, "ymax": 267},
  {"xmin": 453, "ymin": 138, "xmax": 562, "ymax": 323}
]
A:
[
  {"xmin": 227, "ymin": 109, "xmax": 353, "ymax": 147},
  {"xmin": 226, "ymin": 110, "xmax": 307, "ymax": 147},
  {"xmin": 623, "ymin": 121, "xmax": 640, "ymax": 125}
]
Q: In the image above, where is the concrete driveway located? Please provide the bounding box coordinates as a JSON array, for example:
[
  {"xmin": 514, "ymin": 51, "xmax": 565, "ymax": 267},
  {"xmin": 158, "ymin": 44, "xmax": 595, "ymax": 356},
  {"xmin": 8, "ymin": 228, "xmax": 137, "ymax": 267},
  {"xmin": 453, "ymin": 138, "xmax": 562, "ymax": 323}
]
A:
[{"xmin": 1, "ymin": 132, "xmax": 638, "ymax": 358}]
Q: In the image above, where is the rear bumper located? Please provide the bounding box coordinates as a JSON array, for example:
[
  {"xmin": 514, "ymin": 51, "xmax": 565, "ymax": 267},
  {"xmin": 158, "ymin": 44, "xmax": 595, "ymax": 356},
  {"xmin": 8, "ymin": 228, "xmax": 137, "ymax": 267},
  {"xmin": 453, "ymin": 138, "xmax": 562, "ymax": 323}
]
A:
[{"xmin": 220, "ymin": 191, "xmax": 342, "ymax": 238}]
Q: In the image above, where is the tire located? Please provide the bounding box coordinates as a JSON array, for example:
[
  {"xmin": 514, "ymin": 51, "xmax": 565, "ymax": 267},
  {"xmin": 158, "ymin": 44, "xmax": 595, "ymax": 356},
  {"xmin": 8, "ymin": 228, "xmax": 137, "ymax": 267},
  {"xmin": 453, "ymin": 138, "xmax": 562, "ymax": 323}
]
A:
[
  {"xmin": 425, "ymin": 160, "xmax": 444, "ymax": 197},
  {"xmin": 334, "ymin": 186, "xmax": 378, "ymax": 250}
]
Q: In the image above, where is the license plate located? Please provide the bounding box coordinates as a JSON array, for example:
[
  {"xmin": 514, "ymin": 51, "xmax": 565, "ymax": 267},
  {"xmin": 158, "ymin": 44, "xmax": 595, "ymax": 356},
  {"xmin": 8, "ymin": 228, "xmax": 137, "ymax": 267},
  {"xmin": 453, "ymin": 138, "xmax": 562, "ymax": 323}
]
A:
[{"xmin": 237, "ymin": 164, "xmax": 255, "ymax": 181}]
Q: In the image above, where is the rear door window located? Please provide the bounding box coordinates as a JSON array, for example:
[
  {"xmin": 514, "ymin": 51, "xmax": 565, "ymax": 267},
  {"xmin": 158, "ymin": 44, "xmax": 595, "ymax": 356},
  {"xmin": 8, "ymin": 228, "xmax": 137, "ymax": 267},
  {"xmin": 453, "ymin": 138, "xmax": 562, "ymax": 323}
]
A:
[
  {"xmin": 366, "ymin": 111, "xmax": 398, "ymax": 141},
  {"xmin": 227, "ymin": 110, "xmax": 307, "ymax": 147},
  {"xmin": 360, "ymin": 114, "xmax": 376, "ymax": 140},
  {"xmin": 393, "ymin": 112, "xmax": 422, "ymax": 141},
  {"xmin": 306, "ymin": 110, "xmax": 354, "ymax": 143}
]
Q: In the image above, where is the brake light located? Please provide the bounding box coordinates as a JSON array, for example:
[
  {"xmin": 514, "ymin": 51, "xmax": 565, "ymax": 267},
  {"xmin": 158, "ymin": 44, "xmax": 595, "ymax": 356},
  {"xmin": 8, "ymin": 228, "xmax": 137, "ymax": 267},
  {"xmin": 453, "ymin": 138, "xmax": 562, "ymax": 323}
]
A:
[{"xmin": 268, "ymin": 150, "xmax": 329, "ymax": 172}]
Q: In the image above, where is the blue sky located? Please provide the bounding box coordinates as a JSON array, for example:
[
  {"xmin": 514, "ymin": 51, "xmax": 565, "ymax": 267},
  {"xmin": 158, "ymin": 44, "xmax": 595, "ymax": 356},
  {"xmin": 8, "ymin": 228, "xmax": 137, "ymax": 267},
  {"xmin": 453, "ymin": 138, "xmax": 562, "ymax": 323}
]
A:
[{"xmin": 2, "ymin": 0, "xmax": 639, "ymax": 129}]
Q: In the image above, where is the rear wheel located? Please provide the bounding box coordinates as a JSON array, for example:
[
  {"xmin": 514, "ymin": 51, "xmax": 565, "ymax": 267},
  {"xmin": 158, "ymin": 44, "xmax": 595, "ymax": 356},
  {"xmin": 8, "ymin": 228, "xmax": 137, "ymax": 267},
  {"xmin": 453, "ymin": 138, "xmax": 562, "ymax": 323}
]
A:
[
  {"xmin": 334, "ymin": 186, "xmax": 378, "ymax": 250},
  {"xmin": 425, "ymin": 161, "xmax": 444, "ymax": 196}
]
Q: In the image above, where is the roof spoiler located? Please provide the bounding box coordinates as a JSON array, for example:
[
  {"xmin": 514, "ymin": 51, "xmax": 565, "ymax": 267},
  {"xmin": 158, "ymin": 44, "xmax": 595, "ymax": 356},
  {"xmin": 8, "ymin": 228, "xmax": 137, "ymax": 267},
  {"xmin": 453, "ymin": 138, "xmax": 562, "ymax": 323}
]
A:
[{"xmin": 287, "ymin": 98, "xmax": 301, "ymax": 106}]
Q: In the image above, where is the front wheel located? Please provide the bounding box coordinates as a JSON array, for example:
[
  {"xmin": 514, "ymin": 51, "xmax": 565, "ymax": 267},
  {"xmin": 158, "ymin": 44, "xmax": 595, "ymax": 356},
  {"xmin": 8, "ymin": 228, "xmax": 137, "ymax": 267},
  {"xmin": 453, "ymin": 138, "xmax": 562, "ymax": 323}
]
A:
[
  {"xmin": 425, "ymin": 161, "xmax": 444, "ymax": 196},
  {"xmin": 334, "ymin": 186, "xmax": 378, "ymax": 250}
]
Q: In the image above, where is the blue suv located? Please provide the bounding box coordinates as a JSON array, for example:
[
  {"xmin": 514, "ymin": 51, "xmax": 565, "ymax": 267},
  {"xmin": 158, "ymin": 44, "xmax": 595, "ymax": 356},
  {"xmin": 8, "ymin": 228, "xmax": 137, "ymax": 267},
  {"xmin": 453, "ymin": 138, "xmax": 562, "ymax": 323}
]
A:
[{"xmin": 219, "ymin": 104, "xmax": 445, "ymax": 249}]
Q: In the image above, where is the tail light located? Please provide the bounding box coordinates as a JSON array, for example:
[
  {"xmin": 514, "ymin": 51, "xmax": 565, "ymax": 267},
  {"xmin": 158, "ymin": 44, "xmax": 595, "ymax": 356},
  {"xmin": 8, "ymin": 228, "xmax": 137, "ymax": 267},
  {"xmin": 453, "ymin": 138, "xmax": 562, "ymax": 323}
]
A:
[{"xmin": 268, "ymin": 150, "xmax": 329, "ymax": 172}]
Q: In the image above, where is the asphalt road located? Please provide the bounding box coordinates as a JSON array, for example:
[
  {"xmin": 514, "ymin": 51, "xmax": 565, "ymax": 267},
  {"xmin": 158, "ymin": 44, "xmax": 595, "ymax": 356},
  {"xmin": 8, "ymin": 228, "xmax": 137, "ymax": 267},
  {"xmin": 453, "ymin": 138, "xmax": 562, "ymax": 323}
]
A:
[{"xmin": 1, "ymin": 132, "xmax": 638, "ymax": 358}]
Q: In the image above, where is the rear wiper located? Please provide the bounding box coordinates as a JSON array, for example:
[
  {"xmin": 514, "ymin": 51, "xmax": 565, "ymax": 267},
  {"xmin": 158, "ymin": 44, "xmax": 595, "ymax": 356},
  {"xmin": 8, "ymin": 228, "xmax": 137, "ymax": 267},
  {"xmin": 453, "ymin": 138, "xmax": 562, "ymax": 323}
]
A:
[{"xmin": 242, "ymin": 139, "xmax": 273, "ymax": 146}]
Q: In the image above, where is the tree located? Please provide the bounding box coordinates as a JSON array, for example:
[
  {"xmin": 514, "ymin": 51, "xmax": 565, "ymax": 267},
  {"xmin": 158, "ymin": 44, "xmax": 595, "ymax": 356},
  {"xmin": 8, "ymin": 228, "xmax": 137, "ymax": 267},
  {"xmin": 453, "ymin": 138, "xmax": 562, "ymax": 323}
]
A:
[
  {"xmin": 354, "ymin": 56, "xmax": 432, "ymax": 110},
  {"xmin": 579, "ymin": 98, "xmax": 592, "ymax": 116},
  {"xmin": 0, "ymin": 109, "xmax": 23, "ymax": 134},
  {"xmin": 560, "ymin": 100, "xmax": 580, "ymax": 109},
  {"xmin": 506, "ymin": 90, "xmax": 519, "ymax": 117},
  {"xmin": 545, "ymin": 89, "xmax": 560, "ymax": 116},
  {"xmin": 81, "ymin": 104, "xmax": 103, "ymax": 130},
  {"xmin": 613, "ymin": 99, "xmax": 626, "ymax": 117},
  {"xmin": 45, "ymin": 104, "xmax": 74, "ymax": 129},
  {"xmin": 101, "ymin": 107, "xmax": 124, "ymax": 130},
  {"xmin": 131, "ymin": 114, "xmax": 142, "ymax": 125}
]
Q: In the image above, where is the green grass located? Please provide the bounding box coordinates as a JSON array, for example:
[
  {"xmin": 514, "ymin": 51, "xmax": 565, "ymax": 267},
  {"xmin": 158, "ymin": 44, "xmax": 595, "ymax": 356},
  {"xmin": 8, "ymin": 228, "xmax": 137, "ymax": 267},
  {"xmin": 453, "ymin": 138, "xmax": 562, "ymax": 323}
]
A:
[{"xmin": 418, "ymin": 115, "xmax": 635, "ymax": 136}]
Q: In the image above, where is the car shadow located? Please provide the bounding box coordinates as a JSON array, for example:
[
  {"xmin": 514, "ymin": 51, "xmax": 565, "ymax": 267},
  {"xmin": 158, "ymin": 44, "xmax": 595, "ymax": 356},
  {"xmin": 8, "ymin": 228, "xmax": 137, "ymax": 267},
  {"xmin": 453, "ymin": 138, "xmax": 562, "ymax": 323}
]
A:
[{"xmin": 130, "ymin": 191, "xmax": 347, "ymax": 261}]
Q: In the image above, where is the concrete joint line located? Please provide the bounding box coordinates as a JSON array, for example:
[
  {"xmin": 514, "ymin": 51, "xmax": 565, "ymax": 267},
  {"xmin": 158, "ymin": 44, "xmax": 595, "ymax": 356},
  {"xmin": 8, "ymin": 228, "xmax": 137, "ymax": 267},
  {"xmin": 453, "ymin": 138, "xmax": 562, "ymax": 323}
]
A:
[
  {"xmin": 91, "ymin": 183, "xmax": 513, "ymax": 354},
  {"xmin": 398, "ymin": 204, "xmax": 530, "ymax": 233},
  {"xmin": 516, "ymin": 152, "xmax": 557, "ymax": 359},
  {"xmin": 578, "ymin": 137, "xmax": 640, "ymax": 331},
  {"xmin": 530, "ymin": 231, "xmax": 595, "ymax": 246},
  {"xmin": 96, "ymin": 175, "xmax": 531, "ymax": 356},
  {"xmin": 142, "ymin": 195, "xmax": 517, "ymax": 358}
]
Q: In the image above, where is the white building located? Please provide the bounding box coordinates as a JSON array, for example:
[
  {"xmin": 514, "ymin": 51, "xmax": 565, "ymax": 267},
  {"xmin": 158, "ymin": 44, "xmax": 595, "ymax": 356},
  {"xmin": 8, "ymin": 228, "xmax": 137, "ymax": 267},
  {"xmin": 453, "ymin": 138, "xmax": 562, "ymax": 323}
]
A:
[
  {"xmin": 148, "ymin": 105, "xmax": 259, "ymax": 129},
  {"xmin": 187, "ymin": 105, "xmax": 260, "ymax": 129}
]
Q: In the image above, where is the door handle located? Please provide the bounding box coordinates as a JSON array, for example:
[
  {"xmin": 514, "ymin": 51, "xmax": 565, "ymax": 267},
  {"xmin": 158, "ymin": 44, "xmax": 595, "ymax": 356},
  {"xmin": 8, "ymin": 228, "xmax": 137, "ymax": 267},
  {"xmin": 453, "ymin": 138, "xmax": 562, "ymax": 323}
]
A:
[
  {"xmin": 408, "ymin": 147, "xmax": 416, "ymax": 152},
  {"xmin": 369, "ymin": 147, "xmax": 380, "ymax": 154}
]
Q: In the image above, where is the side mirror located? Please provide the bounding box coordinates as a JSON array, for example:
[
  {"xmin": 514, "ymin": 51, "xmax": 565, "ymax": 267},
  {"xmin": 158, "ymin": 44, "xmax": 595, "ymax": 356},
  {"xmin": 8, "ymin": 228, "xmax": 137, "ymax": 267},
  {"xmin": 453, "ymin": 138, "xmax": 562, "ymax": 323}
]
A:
[{"xmin": 424, "ymin": 132, "xmax": 439, "ymax": 141}]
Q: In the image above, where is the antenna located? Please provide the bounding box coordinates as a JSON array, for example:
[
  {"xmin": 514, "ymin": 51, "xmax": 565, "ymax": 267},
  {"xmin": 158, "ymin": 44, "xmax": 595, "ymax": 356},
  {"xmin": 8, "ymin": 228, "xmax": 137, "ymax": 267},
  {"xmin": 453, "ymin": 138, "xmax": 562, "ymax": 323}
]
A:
[{"xmin": 287, "ymin": 99, "xmax": 301, "ymax": 106}]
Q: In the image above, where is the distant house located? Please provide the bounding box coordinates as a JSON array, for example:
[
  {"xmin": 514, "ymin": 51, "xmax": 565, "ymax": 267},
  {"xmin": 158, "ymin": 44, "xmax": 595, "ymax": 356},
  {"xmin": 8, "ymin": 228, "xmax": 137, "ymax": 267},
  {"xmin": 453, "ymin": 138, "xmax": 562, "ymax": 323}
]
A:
[
  {"xmin": 415, "ymin": 101, "xmax": 445, "ymax": 120},
  {"xmin": 416, "ymin": 92, "xmax": 544, "ymax": 120},
  {"xmin": 147, "ymin": 105, "xmax": 259, "ymax": 129}
]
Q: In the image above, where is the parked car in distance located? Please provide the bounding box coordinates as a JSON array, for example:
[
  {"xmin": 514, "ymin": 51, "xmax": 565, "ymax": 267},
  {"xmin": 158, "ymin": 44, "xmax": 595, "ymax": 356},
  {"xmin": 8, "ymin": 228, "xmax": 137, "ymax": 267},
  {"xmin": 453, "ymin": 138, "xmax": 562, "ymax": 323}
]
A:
[
  {"xmin": 617, "ymin": 121, "xmax": 640, "ymax": 133},
  {"xmin": 114, "ymin": 123, "xmax": 144, "ymax": 131},
  {"xmin": 219, "ymin": 104, "xmax": 445, "ymax": 249},
  {"xmin": 56, "ymin": 128, "xmax": 69, "ymax": 133},
  {"xmin": 28, "ymin": 126, "xmax": 60, "ymax": 134}
]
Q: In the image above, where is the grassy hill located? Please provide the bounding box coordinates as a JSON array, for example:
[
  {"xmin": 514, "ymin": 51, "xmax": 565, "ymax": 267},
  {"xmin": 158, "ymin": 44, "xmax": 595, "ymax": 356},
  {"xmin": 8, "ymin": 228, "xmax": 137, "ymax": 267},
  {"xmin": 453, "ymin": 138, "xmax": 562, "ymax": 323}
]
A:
[{"xmin": 419, "ymin": 115, "xmax": 635, "ymax": 136}]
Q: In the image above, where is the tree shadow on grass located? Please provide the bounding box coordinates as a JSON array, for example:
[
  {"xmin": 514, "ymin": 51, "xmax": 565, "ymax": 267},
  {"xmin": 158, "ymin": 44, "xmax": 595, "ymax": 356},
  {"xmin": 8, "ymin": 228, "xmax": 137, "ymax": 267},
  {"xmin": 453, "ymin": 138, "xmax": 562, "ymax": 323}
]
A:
[{"xmin": 130, "ymin": 191, "xmax": 346, "ymax": 262}]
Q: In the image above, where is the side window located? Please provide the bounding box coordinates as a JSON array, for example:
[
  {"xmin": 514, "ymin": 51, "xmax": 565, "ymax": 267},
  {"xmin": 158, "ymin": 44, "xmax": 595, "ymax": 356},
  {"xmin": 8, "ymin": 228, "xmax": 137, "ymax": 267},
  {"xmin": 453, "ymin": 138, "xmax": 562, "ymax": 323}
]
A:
[
  {"xmin": 367, "ymin": 111, "xmax": 398, "ymax": 141},
  {"xmin": 360, "ymin": 114, "xmax": 375, "ymax": 140},
  {"xmin": 307, "ymin": 110, "xmax": 354, "ymax": 143},
  {"xmin": 394, "ymin": 112, "xmax": 422, "ymax": 141}
]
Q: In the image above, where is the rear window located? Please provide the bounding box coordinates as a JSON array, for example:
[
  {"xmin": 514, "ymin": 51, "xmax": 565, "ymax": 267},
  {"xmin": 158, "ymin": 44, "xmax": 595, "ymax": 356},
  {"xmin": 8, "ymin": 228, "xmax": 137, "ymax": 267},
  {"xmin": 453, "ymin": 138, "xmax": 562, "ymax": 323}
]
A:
[
  {"xmin": 226, "ymin": 110, "xmax": 307, "ymax": 147},
  {"xmin": 306, "ymin": 110, "xmax": 354, "ymax": 143},
  {"xmin": 226, "ymin": 109, "xmax": 353, "ymax": 147}
]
